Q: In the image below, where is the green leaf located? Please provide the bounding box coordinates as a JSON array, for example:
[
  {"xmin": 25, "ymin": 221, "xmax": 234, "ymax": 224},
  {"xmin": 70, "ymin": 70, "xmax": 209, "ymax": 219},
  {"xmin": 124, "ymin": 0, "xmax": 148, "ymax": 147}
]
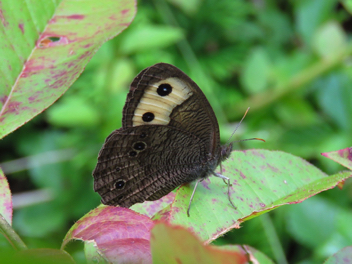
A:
[
  {"xmin": 0, "ymin": 249, "xmax": 75, "ymax": 264},
  {"xmin": 312, "ymin": 21, "xmax": 347, "ymax": 59},
  {"xmin": 324, "ymin": 246, "xmax": 352, "ymax": 264},
  {"xmin": 84, "ymin": 241, "xmax": 108, "ymax": 264},
  {"xmin": 286, "ymin": 196, "xmax": 338, "ymax": 248},
  {"xmin": 0, "ymin": 0, "xmax": 136, "ymax": 138},
  {"xmin": 274, "ymin": 97, "xmax": 318, "ymax": 127},
  {"xmin": 241, "ymin": 47, "xmax": 270, "ymax": 94},
  {"xmin": 46, "ymin": 96, "xmax": 100, "ymax": 128},
  {"xmin": 132, "ymin": 192, "xmax": 176, "ymax": 218},
  {"xmin": 13, "ymin": 203, "xmax": 66, "ymax": 237},
  {"xmin": 119, "ymin": 25, "xmax": 184, "ymax": 54},
  {"xmin": 0, "ymin": 168, "xmax": 12, "ymax": 225},
  {"xmin": 70, "ymin": 149, "xmax": 351, "ymax": 257},
  {"xmin": 295, "ymin": 0, "xmax": 337, "ymax": 46},
  {"xmin": 151, "ymin": 222, "xmax": 249, "ymax": 264},
  {"xmin": 168, "ymin": 0, "xmax": 202, "ymax": 15},
  {"xmin": 313, "ymin": 73, "xmax": 352, "ymax": 131},
  {"xmin": 342, "ymin": 0, "xmax": 352, "ymax": 14},
  {"xmin": 157, "ymin": 150, "xmax": 351, "ymax": 242},
  {"xmin": 287, "ymin": 188, "xmax": 352, "ymax": 259}
]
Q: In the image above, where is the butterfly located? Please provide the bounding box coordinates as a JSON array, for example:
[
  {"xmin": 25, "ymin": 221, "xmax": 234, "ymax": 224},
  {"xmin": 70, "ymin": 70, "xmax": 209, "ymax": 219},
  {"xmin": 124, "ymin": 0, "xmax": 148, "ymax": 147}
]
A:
[{"xmin": 93, "ymin": 63, "xmax": 236, "ymax": 216}]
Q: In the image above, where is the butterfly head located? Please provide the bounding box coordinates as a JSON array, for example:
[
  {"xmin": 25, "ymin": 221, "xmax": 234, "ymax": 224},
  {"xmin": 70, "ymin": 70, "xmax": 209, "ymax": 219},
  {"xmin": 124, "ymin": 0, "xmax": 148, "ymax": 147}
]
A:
[{"xmin": 220, "ymin": 143, "xmax": 233, "ymax": 162}]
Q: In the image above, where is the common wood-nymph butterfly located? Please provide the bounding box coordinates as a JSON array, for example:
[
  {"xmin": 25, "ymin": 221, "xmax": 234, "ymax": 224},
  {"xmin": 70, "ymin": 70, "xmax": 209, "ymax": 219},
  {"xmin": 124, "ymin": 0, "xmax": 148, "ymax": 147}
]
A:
[{"xmin": 93, "ymin": 63, "xmax": 235, "ymax": 216}]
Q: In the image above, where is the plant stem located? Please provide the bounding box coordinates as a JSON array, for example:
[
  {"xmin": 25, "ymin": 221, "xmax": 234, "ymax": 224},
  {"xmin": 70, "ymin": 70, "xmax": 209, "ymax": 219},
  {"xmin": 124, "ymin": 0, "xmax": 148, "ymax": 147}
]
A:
[
  {"xmin": 232, "ymin": 45, "xmax": 352, "ymax": 119},
  {"xmin": 0, "ymin": 213, "xmax": 27, "ymax": 250},
  {"xmin": 261, "ymin": 213, "xmax": 287, "ymax": 264}
]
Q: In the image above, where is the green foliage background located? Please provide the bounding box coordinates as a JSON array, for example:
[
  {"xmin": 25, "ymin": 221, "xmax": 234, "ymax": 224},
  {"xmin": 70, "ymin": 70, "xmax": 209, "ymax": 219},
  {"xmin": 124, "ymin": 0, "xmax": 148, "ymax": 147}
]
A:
[{"xmin": 1, "ymin": 0, "xmax": 352, "ymax": 263}]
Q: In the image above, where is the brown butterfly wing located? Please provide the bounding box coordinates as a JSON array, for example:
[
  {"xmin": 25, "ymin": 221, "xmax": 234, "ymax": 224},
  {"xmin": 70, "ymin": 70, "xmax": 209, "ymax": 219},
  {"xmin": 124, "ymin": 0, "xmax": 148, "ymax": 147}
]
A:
[
  {"xmin": 122, "ymin": 63, "xmax": 221, "ymax": 155},
  {"xmin": 93, "ymin": 63, "xmax": 221, "ymax": 207},
  {"xmin": 93, "ymin": 125, "xmax": 209, "ymax": 207}
]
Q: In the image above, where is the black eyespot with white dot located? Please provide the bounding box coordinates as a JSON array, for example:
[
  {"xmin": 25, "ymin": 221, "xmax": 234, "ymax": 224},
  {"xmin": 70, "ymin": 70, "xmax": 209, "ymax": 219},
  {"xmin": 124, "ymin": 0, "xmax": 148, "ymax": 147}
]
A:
[
  {"xmin": 140, "ymin": 132, "xmax": 147, "ymax": 138},
  {"xmin": 114, "ymin": 180, "xmax": 125, "ymax": 190},
  {"xmin": 129, "ymin": 151, "xmax": 137, "ymax": 157},
  {"xmin": 142, "ymin": 112, "xmax": 154, "ymax": 122},
  {"xmin": 115, "ymin": 167, "xmax": 121, "ymax": 172},
  {"xmin": 133, "ymin": 142, "xmax": 146, "ymax": 151},
  {"xmin": 157, "ymin": 83, "xmax": 172, "ymax": 96}
]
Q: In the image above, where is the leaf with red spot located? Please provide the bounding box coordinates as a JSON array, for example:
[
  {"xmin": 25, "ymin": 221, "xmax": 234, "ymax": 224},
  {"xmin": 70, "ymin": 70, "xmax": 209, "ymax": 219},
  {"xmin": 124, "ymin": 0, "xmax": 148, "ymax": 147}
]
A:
[
  {"xmin": 151, "ymin": 222, "xmax": 264, "ymax": 264},
  {"xmin": 0, "ymin": 168, "xmax": 12, "ymax": 225},
  {"xmin": 131, "ymin": 192, "xmax": 176, "ymax": 218},
  {"xmin": 153, "ymin": 150, "xmax": 352, "ymax": 242},
  {"xmin": 65, "ymin": 150, "xmax": 351, "ymax": 262},
  {"xmin": 324, "ymin": 246, "xmax": 352, "ymax": 264},
  {"xmin": 322, "ymin": 147, "xmax": 352, "ymax": 170},
  {"xmin": 62, "ymin": 205, "xmax": 154, "ymax": 264},
  {"xmin": 0, "ymin": 0, "xmax": 136, "ymax": 138}
]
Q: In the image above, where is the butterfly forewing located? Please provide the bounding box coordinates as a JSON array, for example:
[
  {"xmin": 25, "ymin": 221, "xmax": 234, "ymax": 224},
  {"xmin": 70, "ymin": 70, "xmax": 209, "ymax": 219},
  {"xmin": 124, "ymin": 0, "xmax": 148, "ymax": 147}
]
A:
[{"xmin": 122, "ymin": 63, "xmax": 221, "ymax": 155}]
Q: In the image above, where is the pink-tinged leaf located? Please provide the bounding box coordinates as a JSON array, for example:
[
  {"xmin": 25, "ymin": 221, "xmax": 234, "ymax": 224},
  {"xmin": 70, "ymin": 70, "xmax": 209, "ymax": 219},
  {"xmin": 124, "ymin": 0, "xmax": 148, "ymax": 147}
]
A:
[
  {"xmin": 219, "ymin": 245, "xmax": 274, "ymax": 264},
  {"xmin": 131, "ymin": 192, "xmax": 176, "ymax": 218},
  {"xmin": 336, "ymin": 180, "xmax": 345, "ymax": 190},
  {"xmin": 67, "ymin": 150, "xmax": 351, "ymax": 262},
  {"xmin": 322, "ymin": 147, "xmax": 352, "ymax": 170},
  {"xmin": 151, "ymin": 222, "xmax": 248, "ymax": 264},
  {"xmin": 272, "ymin": 171, "xmax": 352, "ymax": 206},
  {"xmin": 62, "ymin": 205, "xmax": 153, "ymax": 264},
  {"xmin": 242, "ymin": 245, "xmax": 275, "ymax": 264},
  {"xmin": 0, "ymin": 249, "xmax": 75, "ymax": 264},
  {"xmin": 151, "ymin": 150, "xmax": 352, "ymax": 242},
  {"xmin": 324, "ymin": 246, "xmax": 352, "ymax": 264},
  {"xmin": 0, "ymin": 168, "xmax": 12, "ymax": 225},
  {"xmin": 0, "ymin": 0, "xmax": 136, "ymax": 138}
]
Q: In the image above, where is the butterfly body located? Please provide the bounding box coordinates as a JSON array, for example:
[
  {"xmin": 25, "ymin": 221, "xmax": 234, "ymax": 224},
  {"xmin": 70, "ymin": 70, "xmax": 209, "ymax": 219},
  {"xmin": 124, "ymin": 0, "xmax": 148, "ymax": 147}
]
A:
[{"xmin": 93, "ymin": 63, "xmax": 232, "ymax": 209}]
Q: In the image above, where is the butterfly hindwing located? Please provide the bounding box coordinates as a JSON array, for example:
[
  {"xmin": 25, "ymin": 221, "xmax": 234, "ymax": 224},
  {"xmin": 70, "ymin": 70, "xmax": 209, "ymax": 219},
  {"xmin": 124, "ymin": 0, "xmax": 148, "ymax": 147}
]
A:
[{"xmin": 93, "ymin": 125, "xmax": 210, "ymax": 207}]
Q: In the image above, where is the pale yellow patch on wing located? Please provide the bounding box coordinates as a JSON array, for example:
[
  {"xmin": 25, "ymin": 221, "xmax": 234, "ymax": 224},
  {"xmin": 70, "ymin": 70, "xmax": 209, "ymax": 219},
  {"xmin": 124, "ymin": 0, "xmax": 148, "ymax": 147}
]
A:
[{"xmin": 132, "ymin": 77, "xmax": 193, "ymax": 126}]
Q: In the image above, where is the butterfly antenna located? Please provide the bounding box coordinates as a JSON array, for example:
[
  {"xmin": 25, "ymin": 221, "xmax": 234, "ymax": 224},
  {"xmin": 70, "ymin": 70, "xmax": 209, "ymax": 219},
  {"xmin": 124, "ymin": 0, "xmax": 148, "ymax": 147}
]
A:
[
  {"xmin": 225, "ymin": 107, "xmax": 250, "ymax": 146},
  {"xmin": 225, "ymin": 107, "xmax": 265, "ymax": 145},
  {"xmin": 216, "ymin": 108, "xmax": 265, "ymax": 213}
]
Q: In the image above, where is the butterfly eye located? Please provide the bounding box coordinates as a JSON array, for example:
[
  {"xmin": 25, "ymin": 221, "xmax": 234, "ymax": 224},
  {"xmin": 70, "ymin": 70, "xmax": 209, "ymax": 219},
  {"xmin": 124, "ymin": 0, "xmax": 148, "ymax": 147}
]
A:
[
  {"xmin": 133, "ymin": 142, "xmax": 146, "ymax": 151},
  {"xmin": 142, "ymin": 112, "xmax": 154, "ymax": 122},
  {"xmin": 114, "ymin": 180, "xmax": 126, "ymax": 190},
  {"xmin": 157, "ymin": 83, "xmax": 172, "ymax": 96}
]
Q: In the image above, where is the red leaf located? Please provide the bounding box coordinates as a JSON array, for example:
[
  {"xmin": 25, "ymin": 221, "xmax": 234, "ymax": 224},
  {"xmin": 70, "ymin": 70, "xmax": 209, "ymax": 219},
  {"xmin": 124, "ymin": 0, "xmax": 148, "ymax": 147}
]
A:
[{"xmin": 63, "ymin": 206, "xmax": 153, "ymax": 263}]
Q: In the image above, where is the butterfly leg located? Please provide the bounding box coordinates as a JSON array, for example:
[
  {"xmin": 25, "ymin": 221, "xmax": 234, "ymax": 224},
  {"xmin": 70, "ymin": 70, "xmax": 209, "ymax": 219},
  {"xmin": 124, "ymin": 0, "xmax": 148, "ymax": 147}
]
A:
[
  {"xmin": 212, "ymin": 172, "xmax": 237, "ymax": 210},
  {"xmin": 187, "ymin": 178, "xmax": 204, "ymax": 217},
  {"xmin": 219, "ymin": 163, "xmax": 232, "ymax": 186}
]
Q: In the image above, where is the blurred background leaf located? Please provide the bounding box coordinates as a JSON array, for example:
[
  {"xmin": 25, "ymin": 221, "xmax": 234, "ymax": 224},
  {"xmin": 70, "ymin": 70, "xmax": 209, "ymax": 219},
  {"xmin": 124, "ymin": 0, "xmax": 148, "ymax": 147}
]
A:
[{"xmin": 1, "ymin": 0, "xmax": 352, "ymax": 263}]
